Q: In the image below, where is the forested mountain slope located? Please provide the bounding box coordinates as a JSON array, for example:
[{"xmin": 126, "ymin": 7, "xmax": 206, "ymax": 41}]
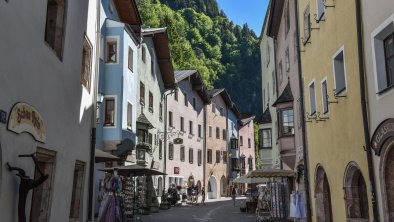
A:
[{"xmin": 137, "ymin": 0, "xmax": 262, "ymax": 114}]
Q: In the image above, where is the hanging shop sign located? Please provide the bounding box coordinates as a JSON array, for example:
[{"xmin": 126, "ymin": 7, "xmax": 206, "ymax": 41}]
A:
[
  {"xmin": 7, "ymin": 103, "xmax": 46, "ymax": 143},
  {"xmin": 173, "ymin": 138, "xmax": 183, "ymax": 144},
  {"xmin": 371, "ymin": 118, "xmax": 394, "ymax": 155}
]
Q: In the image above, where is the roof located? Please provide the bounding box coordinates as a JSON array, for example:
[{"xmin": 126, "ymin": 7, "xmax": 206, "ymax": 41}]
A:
[
  {"xmin": 113, "ymin": 0, "xmax": 142, "ymax": 33},
  {"xmin": 142, "ymin": 28, "xmax": 175, "ymax": 89},
  {"xmin": 174, "ymin": 70, "xmax": 210, "ymax": 103},
  {"xmin": 257, "ymin": 107, "xmax": 272, "ymax": 124},
  {"xmin": 267, "ymin": 0, "xmax": 285, "ymax": 37},
  {"xmin": 208, "ymin": 88, "xmax": 233, "ymax": 108},
  {"xmin": 137, "ymin": 113, "xmax": 153, "ymax": 129},
  {"xmin": 272, "ymin": 82, "xmax": 293, "ymax": 107},
  {"xmin": 239, "ymin": 113, "xmax": 256, "ymax": 126}
]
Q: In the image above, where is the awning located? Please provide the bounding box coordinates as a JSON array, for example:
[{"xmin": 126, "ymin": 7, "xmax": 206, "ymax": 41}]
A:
[
  {"xmin": 233, "ymin": 175, "xmax": 269, "ymax": 184},
  {"xmin": 247, "ymin": 169, "xmax": 295, "ymax": 178},
  {"xmin": 95, "ymin": 149, "xmax": 120, "ymax": 163},
  {"xmin": 99, "ymin": 164, "xmax": 166, "ymax": 177}
]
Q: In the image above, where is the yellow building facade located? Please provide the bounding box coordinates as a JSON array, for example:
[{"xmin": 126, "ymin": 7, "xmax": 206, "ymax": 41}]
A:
[{"xmin": 297, "ymin": 0, "xmax": 373, "ymax": 221}]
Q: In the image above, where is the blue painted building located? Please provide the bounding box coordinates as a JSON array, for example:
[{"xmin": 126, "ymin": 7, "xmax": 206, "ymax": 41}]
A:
[{"xmin": 228, "ymin": 104, "xmax": 241, "ymax": 181}]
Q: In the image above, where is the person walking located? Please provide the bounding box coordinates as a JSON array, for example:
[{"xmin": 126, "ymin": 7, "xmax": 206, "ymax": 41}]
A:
[
  {"xmin": 231, "ymin": 187, "xmax": 237, "ymax": 207},
  {"xmin": 201, "ymin": 187, "xmax": 205, "ymax": 205}
]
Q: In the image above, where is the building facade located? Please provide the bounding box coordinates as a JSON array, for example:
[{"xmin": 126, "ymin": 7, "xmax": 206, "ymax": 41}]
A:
[
  {"xmin": 205, "ymin": 89, "xmax": 232, "ymax": 199},
  {"xmin": 239, "ymin": 114, "xmax": 256, "ymax": 177},
  {"xmin": 298, "ymin": 0, "xmax": 373, "ymax": 220},
  {"xmin": 227, "ymin": 105, "xmax": 239, "ymax": 193},
  {"xmin": 166, "ymin": 70, "xmax": 209, "ymax": 195},
  {"xmin": 259, "ymin": 2, "xmax": 280, "ymax": 170},
  {"xmin": 361, "ymin": 0, "xmax": 394, "ymax": 220},
  {"xmin": 0, "ymin": 0, "xmax": 94, "ymax": 221}
]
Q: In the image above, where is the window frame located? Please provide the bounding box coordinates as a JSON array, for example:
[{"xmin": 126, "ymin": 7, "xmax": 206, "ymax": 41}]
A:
[
  {"xmin": 383, "ymin": 33, "xmax": 394, "ymax": 89},
  {"xmin": 303, "ymin": 4, "xmax": 311, "ymax": 45},
  {"xmin": 180, "ymin": 117, "xmax": 184, "ymax": 132},
  {"xmin": 248, "ymin": 138, "xmax": 251, "ymax": 148},
  {"xmin": 180, "ymin": 146, "xmax": 185, "ymax": 162},
  {"xmin": 198, "ymin": 124, "xmax": 202, "ymax": 138},
  {"xmin": 316, "ymin": 0, "xmax": 326, "ymax": 23},
  {"xmin": 127, "ymin": 102, "xmax": 133, "ymax": 130},
  {"xmin": 106, "ymin": 37, "xmax": 118, "ymax": 64},
  {"xmin": 169, "ymin": 111, "xmax": 173, "ymax": 127},
  {"xmin": 279, "ymin": 108, "xmax": 295, "ymax": 137},
  {"xmin": 44, "ymin": 0, "xmax": 67, "ymax": 59},
  {"xmin": 216, "ymin": 150, "xmax": 221, "ymax": 163},
  {"xmin": 321, "ymin": 78, "xmax": 329, "ymax": 115},
  {"xmin": 104, "ymin": 96, "xmax": 116, "ymax": 127},
  {"xmin": 207, "ymin": 149, "xmax": 212, "ymax": 164},
  {"xmin": 261, "ymin": 128, "xmax": 272, "ymax": 149},
  {"xmin": 189, "ymin": 120, "xmax": 193, "ymax": 135},
  {"xmin": 140, "ymin": 82, "xmax": 145, "ymax": 105},
  {"xmin": 309, "ymin": 80, "xmax": 316, "ymax": 115},
  {"xmin": 222, "ymin": 129, "xmax": 226, "ymax": 140},
  {"xmin": 128, "ymin": 46, "xmax": 133, "ymax": 71},
  {"xmin": 184, "ymin": 92, "xmax": 188, "ymax": 107},
  {"xmin": 148, "ymin": 91, "xmax": 153, "ymax": 113},
  {"xmin": 216, "ymin": 127, "xmax": 220, "ymax": 139},
  {"xmin": 198, "ymin": 149, "xmax": 202, "ymax": 166},
  {"xmin": 169, "ymin": 143, "xmax": 174, "ymax": 160},
  {"xmin": 332, "ymin": 46, "xmax": 348, "ymax": 96},
  {"xmin": 209, "ymin": 126, "xmax": 212, "ymax": 138},
  {"xmin": 142, "ymin": 45, "xmax": 146, "ymax": 63},
  {"xmin": 189, "ymin": 148, "xmax": 193, "ymax": 164},
  {"xmin": 81, "ymin": 35, "xmax": 92, "ymax": 90}
]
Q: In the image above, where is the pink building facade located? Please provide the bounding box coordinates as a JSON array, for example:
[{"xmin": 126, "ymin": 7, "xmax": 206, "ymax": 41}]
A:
[
  {"xmin": 166, "ymin": 70, "xmax": 209, "ymax": 193},
  {"xmin": 239, "ymin": 114, "xmax": 256, "ymax": 176}
]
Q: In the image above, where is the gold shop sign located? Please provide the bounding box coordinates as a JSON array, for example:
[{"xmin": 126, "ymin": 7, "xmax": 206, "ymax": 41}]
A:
[
  {"xmin": 371, "ymin": 118, "xmax": 394, "ymax": 156},
  {"xmin": 8, "ymin": 103, "xmax": 46, "ymax": 143}
]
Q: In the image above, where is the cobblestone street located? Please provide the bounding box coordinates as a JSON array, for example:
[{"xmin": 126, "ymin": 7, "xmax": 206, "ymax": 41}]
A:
[{"xmin": 142, "ymin": 197, "xmax": 256, "ymax": 222}]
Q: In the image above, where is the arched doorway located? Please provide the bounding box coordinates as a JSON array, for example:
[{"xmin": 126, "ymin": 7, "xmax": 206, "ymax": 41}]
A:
[
  {"xmin": 220, "ymin": 176, "xmax": 227, "ymax": 196},
  {"xmin": 208, "ymin": 176, "xmax": 217, "ymax": 199},
  {"xmin": 343, "ymin": 162, "xmax": 369, "ymax": 221},
  {"xmin": 158, "ymin": 177, "xmax": 163, "ymax": 196},
  {"xmin": 383, "ymin": 140, "xmax": 394, "ymax": 221},
  {"xmin": 315, "ymin": 166, "xmax": 333, "ymax": 222}
]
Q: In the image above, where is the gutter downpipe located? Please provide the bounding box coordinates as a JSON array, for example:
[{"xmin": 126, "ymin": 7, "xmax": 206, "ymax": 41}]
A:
[
  {"xmin": 162, "ymin": 87, "xmax": 175, "ymax": 192},
  {"xmin": 88, "ymin": 0, "xmax": 101, "ymax": 220},
  {"xmin": 355, "ymin": 0, "xmax": 379, "ymax": 221},
  {"xmin": 294, "ymin": 0, "xmax": 311, "ymax": 221},
  {"xmin": 203, "ymin": 103, "xmax": 207, "ymax": 195}
]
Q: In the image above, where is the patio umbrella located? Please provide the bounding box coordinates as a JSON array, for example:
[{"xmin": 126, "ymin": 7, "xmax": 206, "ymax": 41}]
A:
[
  {"xmin": 247, "ymin": 169, "xmax": 295, "ymax": 178},
  {"xmin": 233, "ymin": 175, "xmax": 269, "ymax": 184},
  {"xmin": 95, "ymin": 149, "xmax": 120, "ymax": 163},
  {"xmin": 99, "ymin": 164, "xmax": 166, "ymax": 177}
]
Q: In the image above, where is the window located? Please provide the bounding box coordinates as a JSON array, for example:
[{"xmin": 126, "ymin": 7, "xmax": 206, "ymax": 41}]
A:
[
  {"xmin": 81, "ymin": 35, "xmax": 92, "ymax": 90},
  {"xmin": 128, "ymin": 46, "xmax": 133, "ymax": 71},
  {"xmin": 140, "ymin": 82, "xmax": 145, "ymax": 104},
  {"xmin": 180, "ymin": 117, "xmax": 184, "ymax": 131},
  {"xmin": 189, "ymin": 121, "xmax": 193, "ymax": 135},
  {"xmin": 309, "ymin": 81, "xmax": 316, "ymax": 115},
  {"xmin": 189, "ymin": 148, "xmax": 193, "ymax": 164},
  {"xmin": 240, "ymin": 136, "xmax": 244, "ymax": 146},
  {"xmin": 222, "ymin": 129, "xmax": 226, "ymax": 140},
  {"xmin": 169, "ymin": 143, "xmax": 174, "ymax": 160},
  {"xmin": 169, "ymin": 111, "xmax": 173, "ymax": 127},
  {"xmin": 261, "ymin": 129, "xmax": 272, "ymax": 149},
  {"xmin": 193, "ymin": 98, "xmax": 196, "ymax": 110},
  {"xmin": 272, "ymin": 70, "xmax": 276, "ymax": 95},
  {"xmin": 159, "ymin": 103, "xmax": 163, "ymax": 120},
  {"xmin": 142, "ymin": 46, "xmax": 146, "ymax": 63},
  {"xmin": 216, "ymin": 127, "xmax": 220, "ymax": 139},
  {"xmin": 127, "ymin": 103, "xmax": 132, "ymax": 130},
  {"xmin": 285, "ymin": 0, "xmax": 290, "ymax": 35},
  {"xmin": 280, "ymin": 109, "xmax": 294, "ymax": 136},
  {"xmin": 303, "ymin": 5, "xmax": 311, "ymax": 44},
  {"xmin": 384, "ymin": 33, "xmax": 394, "ymax": 89},
  {"xmin": 223, "ymin": 151, "xmax": 228, "ymax": 164},
  {"xmin": 333, "ymin": 49, "xmax": 347, "ymax": 94},
  {"xmin": 174, "ymin": 89, "xmax": 178, "ymax": 101},
  {"xmin": 148, "ymin": 133, "xmax": 153, "ymax": 145},
  {"xmin": 100, "ymin": 35, "xmax": 104, "ymax": 60},
  {"xmin": 212, "ymin": 104, "xmax": 216, "ymax": 113},
  {"xmin": 180, "ymin": 146, "xmax": 185, "ymax": 162},
  {"xmin": 209, "ymin": 126, "xmax": 212, "ymax": 137},
  {"xmin": 207, "ymin": 149, "xmax": 212, "ymax": 163},
  {"xmin": 184, "ymin": 92, "xmax": 188, "ymax": 106},
  {"xmin": 198, "ymin": 150, "xmax": 202, "ymax": 166},
  {"xmin": 137, "ymin": 129, "xmax": 147, "ymax": 143},
  {"xmin": 316, "ymin": 0, "xmax": 325, "ymax": 22},
  {"xmin": 106, "ymin": 40, "xmax": 117, "ymax": 63},
  {"xmin": 232, "ymin": 158, "xmax": 239, "ymax": 170},
  {"xmin": 231, "ymin": 138, "xmax": 238, "ymax": 149},
  {"xmin": 279, "ymin": 61, "xmax": 283, "ymax": 84},
  {"xmin": 321, "ymin": 79, "xmax": 329, "ymax": 114},
  {"xmin": 198, "ymin": 124, "xmax": 202, "ymax": 138},
  {"xmin": 219, "ymin": 107, "xmax": 224, "ymax": 116},
  {"xmin": 248, "ymin": 157, "xmax": 253, "ymax": 170},
  {"xmin": 248, "ymin": 138, "xmax": 251, "ymax": 148},
  {"xmin": 285, "ymin": 46, "xmax": 290, "ymax": 72},
  {"xmin": 216, "ymin": 150, "xmax": 221, "ymax": 163},
  {"xmin": 159, "ymin": 140, "xmax": 163, "ymax": 159},
  {"xmin": 69, "ymin": 161, "xmax": 85, "ymax": 221},
  {"xmin": 149, "ymin": 91, "xmax": 153, "ymax": 113},
  {"xmin": 241, "ymin": 157, "xmax": 246, "ymax": 169},
  {"xmin": 30, "ymin": 148, "xmax": 56, "ymax": 222},
  {"xmin": 104, "ymin": 97, "xmax": 115, "ymax": 126},
  {"xmin": 151, "ymin": 59, "xmax": 154, "ymax": 75},
  {"xmin": 45, "ymin": 0, "xmax": 66, "ymax": 58}
]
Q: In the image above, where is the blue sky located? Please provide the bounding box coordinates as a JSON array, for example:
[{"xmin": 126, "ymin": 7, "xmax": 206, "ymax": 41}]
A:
[{"xmin": 216, "ymin": 0, "xmax": 269, "ymax": 36}]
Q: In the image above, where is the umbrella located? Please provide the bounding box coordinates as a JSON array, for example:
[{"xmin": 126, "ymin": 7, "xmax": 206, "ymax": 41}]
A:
[
  {"xmin": 233, "ymin": 175, "xmax": 269, "ymax": 184},
  {"xmin": 95, "ymin": 149, "xmax": 120, "ymax": 163},
  {"xmin": 99, "ymin": 164, "xmax": 166, "ymax": 177},
  {"xmin": 247, "ymin": 169, "xmax": 295, "ymax": 178}
]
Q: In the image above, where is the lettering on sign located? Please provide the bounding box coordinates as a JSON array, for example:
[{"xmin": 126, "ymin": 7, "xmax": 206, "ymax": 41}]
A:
[
  {"xmin": 7, "ymin": 103, "xmax": 46, "ymax": 143},
  {"xmin": 371, "ymin": 119, "xmax": 394, "ymax": 156}
]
